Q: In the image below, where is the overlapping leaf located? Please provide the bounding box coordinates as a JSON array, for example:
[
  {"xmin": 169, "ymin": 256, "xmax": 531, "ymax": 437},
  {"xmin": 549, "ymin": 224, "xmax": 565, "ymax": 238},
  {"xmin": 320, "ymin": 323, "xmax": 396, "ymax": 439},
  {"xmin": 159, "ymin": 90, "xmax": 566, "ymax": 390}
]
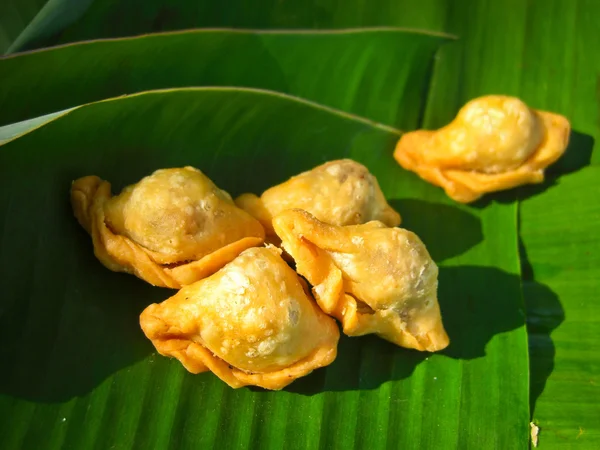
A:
[
  {"xmin": 1, "ymin": 0, "xmax": 599, "ymax": 448},
  {"xmin": 0, "ymin": 87, "xmax": 528, "ymax": 449},
  {"xmin": 0, "ymin": 28, "xmax": 451, "ymax": 127},
  {"xmin": 1, "ymin": 0, "xmax": 95, "ymax": 55},
  {"xmin": 0, "ymin": 0, "xmax": 48, "ymax": 53},
  {"xmin": 16, "ymin": 0, "xmax": 449, "ymax": 49}
]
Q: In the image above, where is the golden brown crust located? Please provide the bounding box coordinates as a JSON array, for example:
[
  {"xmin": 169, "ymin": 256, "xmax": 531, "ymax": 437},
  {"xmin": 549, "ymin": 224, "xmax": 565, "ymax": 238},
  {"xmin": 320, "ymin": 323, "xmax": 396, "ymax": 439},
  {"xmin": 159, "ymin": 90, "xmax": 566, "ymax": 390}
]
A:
[
  {"xmin": 235, "ymin": 159, "xmax": 401, "ymax": 235},
  {"xmin": 394, "ymin": 96, "xmax": 571, "ymax": 203},
  {"xmin": 273, "ymin": 209, "xmax": 449, "ymax": 352},
  {"xmin": 140, "ymin": 246, "xmax": 339, "ymax": 390},
  {"xmin": 71, "ymin": 168, "xmax": 265, "ymax": 288}
]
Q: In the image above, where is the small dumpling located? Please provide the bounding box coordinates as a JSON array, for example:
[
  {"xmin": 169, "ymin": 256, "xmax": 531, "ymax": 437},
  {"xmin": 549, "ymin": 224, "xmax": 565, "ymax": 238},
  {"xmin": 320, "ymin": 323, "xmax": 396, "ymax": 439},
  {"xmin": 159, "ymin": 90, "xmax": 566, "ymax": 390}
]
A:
[
  {"xmin": 235, "ymin": 159, "xmax": 401, "ymax": 238},
  {"xmin": 71, "ymin": 167, "xmax": 265, "ymax": 288},
  {"xmin": 394, "ymin": 95, "xmax": 570, "ymax": 203},
  {"xmin": 139, "ymin": 246, "xmax": 340, "ymax": 390},
  {"xmin": 273, "ymin": 209, "xmax": 449, "ymax": 352}
]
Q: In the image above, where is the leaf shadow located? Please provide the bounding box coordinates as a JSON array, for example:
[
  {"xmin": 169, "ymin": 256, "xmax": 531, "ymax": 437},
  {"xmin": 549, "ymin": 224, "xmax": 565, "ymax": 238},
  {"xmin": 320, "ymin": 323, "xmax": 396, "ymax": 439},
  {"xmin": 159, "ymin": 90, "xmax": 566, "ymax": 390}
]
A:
[
  {"xmin": 388, "ymin": 198, "xmax": 483, "ymax": 262},
  {"xmin": 471, "ymin": 130, "xmax": 594, "ymax": 208},
  {"xmin": 0, "ymin": 203, "xmax": 562, "ymax": 402},
  {"xmin": 519, "ymin": 237, "xmax": 565, "ymax": 418},
  {"xmin": 284, "ymin": 265, "xmax": 552, "ymax": 395},
  {"xmin": 0, "ymin": 207, "xmax": 161, "ymax": 403}
]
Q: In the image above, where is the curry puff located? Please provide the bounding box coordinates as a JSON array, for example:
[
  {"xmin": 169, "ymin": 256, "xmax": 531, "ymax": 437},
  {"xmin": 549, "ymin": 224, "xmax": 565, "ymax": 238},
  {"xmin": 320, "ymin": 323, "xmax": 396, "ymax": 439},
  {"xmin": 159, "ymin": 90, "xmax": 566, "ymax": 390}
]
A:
[
  {"xmin": 140, "ymin": 246, "xmax": 339, "ymax": 389},
  {"xmin": 273, "ymin": 209, "xmax": 449, "ymax": 352},
  {"xmin": 394, "ymin": 95, "xmax": 570, "ymax": 203},
  {"xmin": 71, "ymin": 167, "xmax": 265, "ymax": 288},
  {"xmin": 235, "ymin": 159, "xmax": 401, "ymax": 237}
]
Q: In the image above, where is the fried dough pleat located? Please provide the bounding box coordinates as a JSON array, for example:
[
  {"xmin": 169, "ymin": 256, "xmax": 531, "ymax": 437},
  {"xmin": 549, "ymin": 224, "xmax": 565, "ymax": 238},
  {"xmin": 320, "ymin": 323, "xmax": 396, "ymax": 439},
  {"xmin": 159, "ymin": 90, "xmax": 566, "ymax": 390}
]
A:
[
  {"xmin": 236, "ymin": 159, "xmax": 400, "ymax": 238},
  {"xmin": 71, "ymin": 167, "xmax": 264, "ymax": 288},
  {"xmin": 394, "ymin": 95, "xmax": 570, "ymax": 203},
  {"xmin": 140, "ymin": 246, "xmax": 340, "ymax": 389},
  {"xmin": 273, "ymin": 209, "xmax": 449, "ymax": 352}
]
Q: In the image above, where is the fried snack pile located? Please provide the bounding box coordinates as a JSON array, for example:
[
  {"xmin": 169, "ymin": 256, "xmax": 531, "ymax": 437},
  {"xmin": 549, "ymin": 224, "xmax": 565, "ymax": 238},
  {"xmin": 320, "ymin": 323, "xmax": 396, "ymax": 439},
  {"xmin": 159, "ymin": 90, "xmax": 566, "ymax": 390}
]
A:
[
  {"xmin": 71, "ymin": 167, "xmax": 264, "ymax": 288},
  {"xmin": 236, "ymin": 159, "xmax": 401, "ymax": 237},
  {"xmin": 394, "ymin": 95, "xmax": 570, "ymax": 202},
  {"xmin": 273, "ymin": 210, "xmax": 449, "ymax": 352},
  {"xmin": 140, "ymin": 246, "xmax": 339, "ymax": 389},
  {"xmin": 71, "ymin": 159, "xmax": 457, "ymax": 389},
  {"xmin": 72, "ymin": 95, "xmax": 572, "ymax": 388}
]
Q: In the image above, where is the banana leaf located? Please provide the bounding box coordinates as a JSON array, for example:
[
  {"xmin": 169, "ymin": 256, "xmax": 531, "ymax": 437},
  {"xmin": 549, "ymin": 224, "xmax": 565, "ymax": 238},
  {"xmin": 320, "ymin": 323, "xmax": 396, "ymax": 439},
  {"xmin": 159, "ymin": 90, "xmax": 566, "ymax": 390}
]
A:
[
  {"xmin": 434, "ymin": 1, "xmax": 600, "ymax": 446},
  {"xmin": 0, "ymin": 87, "xmax": 528, "ymax": 449},
  {"xmin": 15, "ymin": 0, "xmax": 450, "ymax": 50},
  {"xmin": 1, "ymin": 0, "xmax": 599, "ymax": 447},
  {"xmin": 0, "ymin": 28, "xmax": 451, "ymax": 127},
  {"xmin": 520, "ymin": 168, "xmax": 600, "ymax": 447},
  {"xmin": 0, "ymin": 0, "xmax": 95, "ymax": 55},
  {"xmin": 0, "ymin": 0, "xmax": 47, "ymax": 53}
]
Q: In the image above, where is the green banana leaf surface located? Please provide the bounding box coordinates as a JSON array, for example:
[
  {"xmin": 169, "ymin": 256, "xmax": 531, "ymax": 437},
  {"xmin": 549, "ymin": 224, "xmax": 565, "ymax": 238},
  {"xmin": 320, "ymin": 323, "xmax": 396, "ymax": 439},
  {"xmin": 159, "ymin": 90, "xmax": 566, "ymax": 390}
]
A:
[
  {"xmin": 0, "ymin": 0, "xmax": 95, "ymax": 55},
  {"xmin": 520, "ymin": 168, "xmax": 600, "ymax": 444},
  {"xmin": 0, "ymin": 0, "xmax": 48, "ymax": 53},
  {"xmin": 0, "ymin": 28, "xmax": 451, "ymax": 127},
  {"xmin": 1, "ymin": 88, "xmax": 527, "ymax": 449},
  {"xmin": 1, "ymin": 0, "xmax": 599, "ymax": 448}
]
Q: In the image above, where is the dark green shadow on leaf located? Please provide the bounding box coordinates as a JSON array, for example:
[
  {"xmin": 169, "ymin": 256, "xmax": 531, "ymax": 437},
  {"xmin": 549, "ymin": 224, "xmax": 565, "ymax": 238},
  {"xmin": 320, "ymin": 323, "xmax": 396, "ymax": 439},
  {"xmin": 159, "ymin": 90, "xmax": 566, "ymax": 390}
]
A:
[
  {"xmin": 284, "ymin": 265, "xmax": 537, "ymax": 394},
  {"xmin": 519, "ymin": 237, "xmax": 565, "ymax": 419}
]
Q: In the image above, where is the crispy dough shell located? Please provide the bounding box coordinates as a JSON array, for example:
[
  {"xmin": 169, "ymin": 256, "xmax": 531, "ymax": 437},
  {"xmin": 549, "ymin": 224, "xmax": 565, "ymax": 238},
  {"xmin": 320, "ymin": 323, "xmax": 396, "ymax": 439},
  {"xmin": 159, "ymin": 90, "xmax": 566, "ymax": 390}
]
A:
[
  {"xmin": 273, "ymin": 209, "xmax": 449, "ymax": 352},
  {"xmin": 71, "ymin": 175, "xmax": 264, "ymax": 288},
  {"xmin": 394, "ymin": 98, "xmax": 570, "ymax": 203}
]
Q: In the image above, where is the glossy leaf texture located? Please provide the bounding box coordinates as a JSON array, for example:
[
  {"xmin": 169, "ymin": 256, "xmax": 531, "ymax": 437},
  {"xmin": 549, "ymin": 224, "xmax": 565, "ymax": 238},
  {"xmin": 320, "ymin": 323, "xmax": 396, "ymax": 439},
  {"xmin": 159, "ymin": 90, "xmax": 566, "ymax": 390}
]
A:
[
  {"xmin": 1, "ymin": 0, "xmax": 599, "ymax": 447},
  {"xmin": 17, "ymin": 0, "xmax": 450, "ymax": 48},
  {"xmin": 0, "ymin": 0, "xmax": 95, "ymax": 55},
  {"xmin": 520, "ymin": 168, "xmax": 600, "ymax": 446},
  {"xmin": 0, "ymin": 87, "xmax": 528, "ymax": 449},
  {"xmin": 429, "ymin": 1, "xmax": 600, "ymax": 447},
  {"xmin": 0, "ymin": 28, "xmax": 451, "ymax": 127},
  {"xmin": 0, "ymin": 0, "xmax": 48, "ymax": 53},
  {"xmin": 31, "ymin": 0, "xmax": 599, "ymax": 163}
]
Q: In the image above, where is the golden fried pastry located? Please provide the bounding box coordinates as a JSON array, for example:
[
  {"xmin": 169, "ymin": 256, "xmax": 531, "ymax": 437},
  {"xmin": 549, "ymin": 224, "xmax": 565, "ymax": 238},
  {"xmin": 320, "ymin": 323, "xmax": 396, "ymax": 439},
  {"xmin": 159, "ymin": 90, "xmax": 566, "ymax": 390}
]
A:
[
  {"xmin": 235, "ymin": 159, "xmax": 401, "ymax": 238},
  {"xmin": 273, "ymin": 209, "xmax": 449, "ymax": 352},
  {"xmin": 71, "ymin": 167, "xmax": 265, "ymax": 288},
  {"xmin": 394, "ymin": 95, "xmax": 570, "ymax": 203},
  {"xmin": 140, "ymin": 246, "xmax": 340, "ymax": 390}
]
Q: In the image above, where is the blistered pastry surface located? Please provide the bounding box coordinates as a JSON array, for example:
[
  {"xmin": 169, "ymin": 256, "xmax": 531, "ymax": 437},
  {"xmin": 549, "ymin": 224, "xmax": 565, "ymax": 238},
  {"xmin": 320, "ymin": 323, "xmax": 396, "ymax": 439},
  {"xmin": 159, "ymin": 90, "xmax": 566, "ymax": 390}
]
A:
[
  {"xmin": 394, "ymin": 95, "xmax": 570, "ymax": 202},
  {"xmin": 70, "ymin": 167, "xmax": 265, "ymax": 288},
  {"xmin": 273, "ymin": 209, "xmax": 449, "ymax": 352},
  {"xmin": 105, "ymin": 166, "xmax": 264, "ymax": 264},
  {"xmin": 236, "ymin": 159, "xmax": 400, "ymax": 234},
  {"xmin": 140, "ymin": 246, "xmax": 339, "ymax": 389}
]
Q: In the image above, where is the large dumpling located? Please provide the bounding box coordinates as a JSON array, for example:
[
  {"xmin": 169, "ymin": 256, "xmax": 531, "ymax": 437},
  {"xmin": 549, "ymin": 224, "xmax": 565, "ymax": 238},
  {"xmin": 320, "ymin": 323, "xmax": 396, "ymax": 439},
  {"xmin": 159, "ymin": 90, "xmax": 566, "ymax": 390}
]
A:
[
  {"xmin": 139, "ymin": 246, "xmax": 340, "ymax": 390},
  {"xmin": 235, "ymin": 159, "xmax": 401, "ymax": 238},
  {"xmin": 394, "ymin": 95, "xmax": 570, "ymax": 203},
  {"xmin": 71, "ymin": 167, "xmax": 265, "ymax": 288},
  {"xmin": 273, "ymin": 209, "xmax": 449, "ymax": 352}
]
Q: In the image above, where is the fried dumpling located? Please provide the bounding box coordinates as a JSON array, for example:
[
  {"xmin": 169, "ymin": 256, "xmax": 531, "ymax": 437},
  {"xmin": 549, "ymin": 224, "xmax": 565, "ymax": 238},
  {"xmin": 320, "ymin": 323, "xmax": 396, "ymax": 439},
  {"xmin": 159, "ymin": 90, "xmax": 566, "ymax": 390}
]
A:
[
  {"xmin": 394, "ymin": 95, "xmax": 570, "ymax": 203},
  {"xmin": 71, "ymin": 167, "xmax": 265, "ymax": 288},
  {"xmin": 273, "ymin": 209, "xmax": 449, "ymax": 352},
  {"xmin": 139, "ymin": 246, "xmax": 340, "ymax": 390},
  {"xmin": 235, "ymin": 159, "xmax": 401, "ymax": 238}
]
